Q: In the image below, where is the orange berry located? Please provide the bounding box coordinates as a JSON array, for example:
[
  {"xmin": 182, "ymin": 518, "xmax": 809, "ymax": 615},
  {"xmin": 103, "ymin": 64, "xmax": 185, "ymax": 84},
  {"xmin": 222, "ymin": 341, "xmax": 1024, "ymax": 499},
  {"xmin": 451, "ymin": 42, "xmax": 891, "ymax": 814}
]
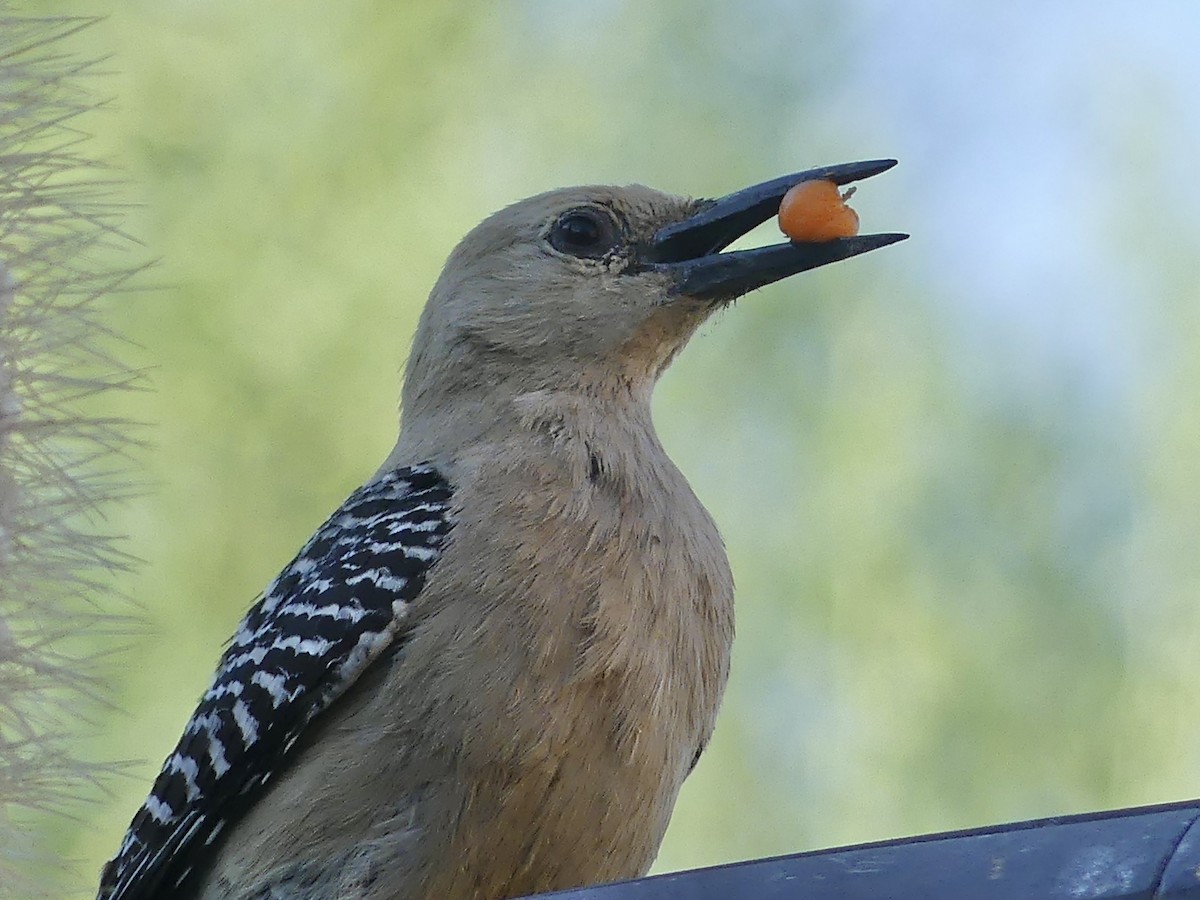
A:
[{"xmin": 777, "ymin": 179, "xmax": 860, "ymax": 242}]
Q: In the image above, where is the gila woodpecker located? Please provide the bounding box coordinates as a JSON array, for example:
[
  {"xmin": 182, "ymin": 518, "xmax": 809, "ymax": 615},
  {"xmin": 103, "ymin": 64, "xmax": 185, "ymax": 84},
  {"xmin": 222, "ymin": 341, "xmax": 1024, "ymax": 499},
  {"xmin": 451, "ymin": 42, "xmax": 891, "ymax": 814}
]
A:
[{"xmin": 98, "ymin": 161, "xmax": 905, "ymax": 900}]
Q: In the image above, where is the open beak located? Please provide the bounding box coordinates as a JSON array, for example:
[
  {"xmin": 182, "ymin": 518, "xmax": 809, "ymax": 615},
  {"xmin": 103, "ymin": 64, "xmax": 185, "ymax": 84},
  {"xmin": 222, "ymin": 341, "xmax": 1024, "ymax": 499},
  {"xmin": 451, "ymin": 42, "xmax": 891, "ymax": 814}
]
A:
[{"xmin": 646, "ymin": 159, "xmax": 908, "ymax": 299}]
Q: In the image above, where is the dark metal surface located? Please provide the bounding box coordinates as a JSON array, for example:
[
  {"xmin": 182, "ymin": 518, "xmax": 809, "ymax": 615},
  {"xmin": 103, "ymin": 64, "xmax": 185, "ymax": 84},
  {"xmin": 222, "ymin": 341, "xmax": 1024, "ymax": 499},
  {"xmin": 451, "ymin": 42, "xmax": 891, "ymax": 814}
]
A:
[{"xmin": 531, "ymin": 800, "xmax": 1200, "ymax": 900}]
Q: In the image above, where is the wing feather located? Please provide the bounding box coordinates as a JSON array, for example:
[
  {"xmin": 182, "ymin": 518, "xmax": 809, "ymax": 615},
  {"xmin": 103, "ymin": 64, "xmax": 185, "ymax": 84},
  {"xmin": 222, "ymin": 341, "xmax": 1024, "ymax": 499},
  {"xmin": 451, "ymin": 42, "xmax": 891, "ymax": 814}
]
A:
[{"xmin": 97, "ymin": 464, "xmax": 454, "ymax": 899}]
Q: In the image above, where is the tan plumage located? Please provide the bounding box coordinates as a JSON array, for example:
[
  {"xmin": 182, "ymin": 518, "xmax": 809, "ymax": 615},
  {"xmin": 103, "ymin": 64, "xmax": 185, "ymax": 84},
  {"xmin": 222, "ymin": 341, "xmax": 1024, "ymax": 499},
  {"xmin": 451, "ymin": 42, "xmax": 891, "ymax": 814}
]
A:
[
  {"xmin": 113, "ymin": 161, "xmax": 902, "ymax": 900},
  {"xmin": 194, "ymin": 185, "xmax": 735, "ymax": 899}
]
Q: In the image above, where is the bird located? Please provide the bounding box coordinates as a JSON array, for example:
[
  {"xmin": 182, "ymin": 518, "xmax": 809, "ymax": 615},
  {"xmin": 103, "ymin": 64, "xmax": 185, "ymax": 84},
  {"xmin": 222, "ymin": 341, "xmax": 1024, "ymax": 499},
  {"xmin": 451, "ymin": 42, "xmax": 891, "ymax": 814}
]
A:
[{"xmin": 97, "ymin": 161, "xmax": 905, "ymax": 900}]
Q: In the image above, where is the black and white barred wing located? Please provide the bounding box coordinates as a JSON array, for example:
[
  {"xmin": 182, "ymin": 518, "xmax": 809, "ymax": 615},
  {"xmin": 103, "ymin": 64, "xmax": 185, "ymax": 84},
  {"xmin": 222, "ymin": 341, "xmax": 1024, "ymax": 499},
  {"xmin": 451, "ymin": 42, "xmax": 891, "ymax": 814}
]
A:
[{"xmin": 98, "ymin": 464, "xmax": 455, "ymax": 900}]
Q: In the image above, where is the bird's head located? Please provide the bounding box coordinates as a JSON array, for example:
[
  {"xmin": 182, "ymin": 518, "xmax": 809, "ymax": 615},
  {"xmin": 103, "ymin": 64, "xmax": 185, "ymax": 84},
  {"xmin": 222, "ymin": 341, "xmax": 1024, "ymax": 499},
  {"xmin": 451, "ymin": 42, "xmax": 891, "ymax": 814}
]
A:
[{"xmin": 400, "ymin": 161, "xmax": 905, "ymax": 439}]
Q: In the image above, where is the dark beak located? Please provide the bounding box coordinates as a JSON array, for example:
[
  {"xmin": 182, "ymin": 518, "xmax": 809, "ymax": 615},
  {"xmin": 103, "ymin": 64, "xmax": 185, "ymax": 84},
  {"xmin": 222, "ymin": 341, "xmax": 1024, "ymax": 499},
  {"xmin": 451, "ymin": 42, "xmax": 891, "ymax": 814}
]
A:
[{"xmin": 646, "ymin": 159, "xmax": 908, "ymax": 299}]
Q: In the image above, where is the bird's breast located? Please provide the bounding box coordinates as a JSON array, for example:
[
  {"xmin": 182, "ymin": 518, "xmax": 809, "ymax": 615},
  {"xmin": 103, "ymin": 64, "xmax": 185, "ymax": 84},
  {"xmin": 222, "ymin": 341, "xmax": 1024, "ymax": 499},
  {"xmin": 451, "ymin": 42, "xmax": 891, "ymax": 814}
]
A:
[{"xmin": 420, "ymin": 428, "xmax": 735, "ymax": 889}]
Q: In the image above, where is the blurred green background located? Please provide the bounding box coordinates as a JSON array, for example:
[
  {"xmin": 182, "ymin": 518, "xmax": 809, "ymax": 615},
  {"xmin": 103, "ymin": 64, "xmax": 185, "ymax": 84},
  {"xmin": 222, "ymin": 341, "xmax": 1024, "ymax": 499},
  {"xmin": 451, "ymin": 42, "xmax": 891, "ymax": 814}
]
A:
[{"xmin": 15, "ymin": 0, "xmax": 1200, "ymax": 894}]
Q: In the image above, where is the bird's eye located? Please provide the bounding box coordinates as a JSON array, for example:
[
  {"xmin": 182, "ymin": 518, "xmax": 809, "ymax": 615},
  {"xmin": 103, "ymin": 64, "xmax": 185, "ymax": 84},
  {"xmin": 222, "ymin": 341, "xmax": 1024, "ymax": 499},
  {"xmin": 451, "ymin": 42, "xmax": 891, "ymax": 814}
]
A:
[{"xmin": 548, "ymin": 208, "xmax": 619, "ymax": 259}]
